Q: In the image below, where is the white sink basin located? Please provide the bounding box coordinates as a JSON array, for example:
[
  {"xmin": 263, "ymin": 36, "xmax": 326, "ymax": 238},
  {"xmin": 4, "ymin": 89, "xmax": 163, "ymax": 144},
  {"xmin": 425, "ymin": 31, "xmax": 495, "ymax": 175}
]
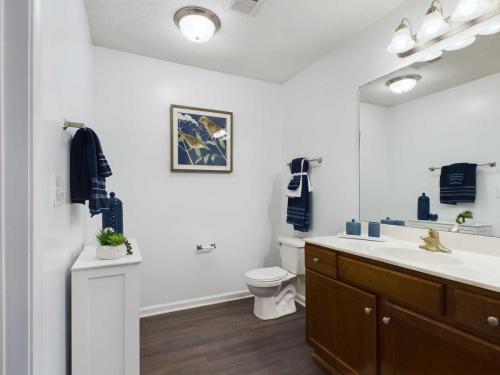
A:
[{"xmin": 373, "ymin": 246, "xmax": 463, "ymax": 266}]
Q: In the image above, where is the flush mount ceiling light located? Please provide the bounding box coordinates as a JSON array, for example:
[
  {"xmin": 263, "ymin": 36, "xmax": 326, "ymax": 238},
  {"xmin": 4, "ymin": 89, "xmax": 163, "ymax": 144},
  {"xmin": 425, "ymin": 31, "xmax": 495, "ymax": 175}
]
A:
[
  {"xmin": 417, "ymin": 1, "xmax": 450, "ymax": 42},
  {"xmin": 387, "ymin": 18, "xmax": 416, "ymax": 53},
  {"xmin": 444, "ymin": 35, "xmax": 477, "ymax": 50},
  {"xmin": 386, "ymin": 74, "xmax": 422, "ymax": 94},
  {"xmin": 451, "ymin": 0, "xmax": 494, "ymax": 22},
  {"xmin": 174, "ymin": 7, "xmax": 221, "ymax": 43}
]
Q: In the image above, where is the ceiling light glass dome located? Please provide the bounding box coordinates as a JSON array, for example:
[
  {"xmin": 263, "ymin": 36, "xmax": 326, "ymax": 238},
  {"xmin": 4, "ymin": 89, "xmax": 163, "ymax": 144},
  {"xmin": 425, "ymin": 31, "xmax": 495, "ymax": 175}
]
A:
[
  {"xmin": 175, "ymin": 7, "xmax": 221, "ymax": 43},
  {"xmin": 386, "ymin": 74, "xmax": 422, "ymax": 94}
]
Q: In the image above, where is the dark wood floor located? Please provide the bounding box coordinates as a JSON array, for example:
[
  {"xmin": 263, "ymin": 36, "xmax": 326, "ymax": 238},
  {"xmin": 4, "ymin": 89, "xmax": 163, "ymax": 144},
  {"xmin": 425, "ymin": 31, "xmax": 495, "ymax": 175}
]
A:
[{"xmin": 140, "ymin": 298, "xmax": 328, "ymax": 375}]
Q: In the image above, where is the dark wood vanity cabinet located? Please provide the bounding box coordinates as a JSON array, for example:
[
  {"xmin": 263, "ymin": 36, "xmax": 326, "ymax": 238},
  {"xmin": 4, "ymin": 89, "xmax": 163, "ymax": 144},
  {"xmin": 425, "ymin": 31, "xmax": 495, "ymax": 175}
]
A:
[
  {"xmin": 306, "ymin": 271, "xmax": 377, "ymax": 375},
  {"xmin": 305, "ymin": 243, "xmax": 500, "ymax": 375}
]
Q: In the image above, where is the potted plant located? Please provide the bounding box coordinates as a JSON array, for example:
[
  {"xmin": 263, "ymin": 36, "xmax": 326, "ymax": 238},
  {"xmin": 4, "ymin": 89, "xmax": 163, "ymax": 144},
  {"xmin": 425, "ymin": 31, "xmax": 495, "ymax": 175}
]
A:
[{"xmin": 96, "ymin": 228, "xmax": 133, "ymax": 260}]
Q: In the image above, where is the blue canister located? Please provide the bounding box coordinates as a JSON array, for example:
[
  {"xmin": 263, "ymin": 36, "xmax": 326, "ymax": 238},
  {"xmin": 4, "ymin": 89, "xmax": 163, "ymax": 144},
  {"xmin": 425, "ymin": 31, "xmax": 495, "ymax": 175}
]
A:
[
  {"xmin": 417, "ymin": 193, "xmax": 430, "ymax": 221},
  {"xmin": 346, "ymin": 219, "xmax": 361, "ymax": 236},
  {"xmin": 102, "ymin": 192, "xmax": 123, "ymax": 234},
  {"xmin": 368, "ymin": 222, "xmax": 380, "ymax": 238}
]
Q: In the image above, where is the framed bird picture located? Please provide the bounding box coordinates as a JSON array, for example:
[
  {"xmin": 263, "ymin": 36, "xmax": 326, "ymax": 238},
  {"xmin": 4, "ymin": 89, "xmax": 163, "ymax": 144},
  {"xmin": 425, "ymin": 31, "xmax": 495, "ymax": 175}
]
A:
[{"xmin": 170, "ymin": 105, "xmax": 233, "ymax": 173}]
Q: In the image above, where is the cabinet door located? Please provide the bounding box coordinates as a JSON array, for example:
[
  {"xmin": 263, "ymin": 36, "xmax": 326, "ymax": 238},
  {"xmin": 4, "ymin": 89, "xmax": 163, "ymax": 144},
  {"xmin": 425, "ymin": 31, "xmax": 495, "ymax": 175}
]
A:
[
  {"xmin": 306, "ymin": 270, "xmax": 377, "ymax": 375},
  {"xmin": 381, "ymin": 302, "xmax": 500, "ymax": 375}
]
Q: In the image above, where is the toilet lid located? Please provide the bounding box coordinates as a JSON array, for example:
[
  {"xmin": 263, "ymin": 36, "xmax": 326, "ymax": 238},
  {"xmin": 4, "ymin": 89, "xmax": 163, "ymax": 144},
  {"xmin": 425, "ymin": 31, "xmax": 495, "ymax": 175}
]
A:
[{"xmin": 246, "ymin": 267, "xmax": 288, "ymax": 282}]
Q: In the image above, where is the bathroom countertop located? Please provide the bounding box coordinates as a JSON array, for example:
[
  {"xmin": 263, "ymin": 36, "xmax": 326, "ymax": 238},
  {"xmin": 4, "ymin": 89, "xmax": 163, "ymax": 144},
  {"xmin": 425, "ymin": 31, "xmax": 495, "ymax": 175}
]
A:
[
  {"xmin": 305, "ymin": 235, "xmax": 500, "ymax": 293},
  {"xmin": 72, "ymin": 239, "xmax": 142, "ymax": 271}
]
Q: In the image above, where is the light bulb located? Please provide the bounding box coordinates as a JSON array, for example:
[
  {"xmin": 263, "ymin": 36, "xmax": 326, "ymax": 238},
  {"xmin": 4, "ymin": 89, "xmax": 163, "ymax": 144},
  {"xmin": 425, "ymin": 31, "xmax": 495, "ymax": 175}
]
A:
[
  {"xmin": 417, "ymin": 1, "xmax": 450, "ymax": 41},
  {"xmin": 386, "ymin": 75, "xmax": 422, "ymax": 94},
  {"xmin": 387, "ymin": 19, "xmax": 416, "ymax": 54},
  {"xmin": 451, "ymin": 0, "xmax": 494, "ymax": 22},
  {"xmin": 479, "ymin": 21, "xmax": 500, "ymax": 35},
  {"xmin": 444, "ymin": 35, "xmax": 476, "ymax": 51},
  {"xmin": 418, "ymin": 50, "xmax": 443, "ymax": 62}
]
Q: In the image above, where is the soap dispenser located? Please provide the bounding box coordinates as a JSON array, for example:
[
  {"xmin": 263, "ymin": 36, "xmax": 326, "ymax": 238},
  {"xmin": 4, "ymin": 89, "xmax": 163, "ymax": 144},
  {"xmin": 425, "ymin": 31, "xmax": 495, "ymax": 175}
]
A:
[
  {"xmin": 418, "ymin": 193, "xmax": 430, "ymax": 221},
  {"xmin": 346, "ymin": 219, "xmax": 361, "ymax": 236}
]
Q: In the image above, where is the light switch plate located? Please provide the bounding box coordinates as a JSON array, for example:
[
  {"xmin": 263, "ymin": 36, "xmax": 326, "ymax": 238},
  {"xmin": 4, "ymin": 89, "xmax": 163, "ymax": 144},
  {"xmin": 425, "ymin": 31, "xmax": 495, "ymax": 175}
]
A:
[{"xmin": 53, "ymin": 174, "xmax": 65, "ymax": 207}]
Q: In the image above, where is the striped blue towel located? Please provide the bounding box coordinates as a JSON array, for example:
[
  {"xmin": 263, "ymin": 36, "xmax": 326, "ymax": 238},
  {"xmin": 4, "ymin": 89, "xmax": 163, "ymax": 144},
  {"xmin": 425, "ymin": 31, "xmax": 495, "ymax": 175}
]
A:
[
  {"xmin": 87, "ymin": 129, "xmax": 113, "ymax": 217},
  {"xmin": 286, "ymin": 158, "xmax": 311, "ymax": 232},
  {"xmin": 440, "ymin": 163, "xmax": 477, "ymax": 205}
]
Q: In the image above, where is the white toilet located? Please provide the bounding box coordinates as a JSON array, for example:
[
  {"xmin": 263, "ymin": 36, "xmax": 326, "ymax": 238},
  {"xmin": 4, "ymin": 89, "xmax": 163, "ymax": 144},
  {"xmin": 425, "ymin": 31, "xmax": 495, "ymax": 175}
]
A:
[{"xmin": 245, "ymin": 237, "xmax": 305, "ymax": 320}]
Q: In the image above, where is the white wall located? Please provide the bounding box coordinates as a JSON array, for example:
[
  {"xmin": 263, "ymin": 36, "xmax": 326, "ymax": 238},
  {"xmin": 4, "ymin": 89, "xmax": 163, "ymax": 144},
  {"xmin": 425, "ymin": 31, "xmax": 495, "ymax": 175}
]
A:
[
  {"xmin": 361, "ymin": 72, "xmax": 500, "ymax": 235},
  {"xmin": 360, "ymin": 103, "xmax": 391, "ymax": 221},
  {"xmin": 279, "ymin": 0, "xmax": 470, "ymax": 239},
  {"xmin": 1, "ymin": 0, "xmax": 32, "ymax": 373},
  {"xmin": 90, "ymin": 47, "xmax": 284, "ymax": 309},
  {"xmin": 32, "ymin": 0, "xmax": 94, "ymax": 373}
]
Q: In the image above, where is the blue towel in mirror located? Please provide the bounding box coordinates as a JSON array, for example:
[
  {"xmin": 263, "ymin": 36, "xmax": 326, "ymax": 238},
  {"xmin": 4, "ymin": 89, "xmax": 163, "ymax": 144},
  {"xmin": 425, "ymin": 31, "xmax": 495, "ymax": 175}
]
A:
[{"xmin": 440, "ymin": 163, "xmax": 477, "ymax": 205}]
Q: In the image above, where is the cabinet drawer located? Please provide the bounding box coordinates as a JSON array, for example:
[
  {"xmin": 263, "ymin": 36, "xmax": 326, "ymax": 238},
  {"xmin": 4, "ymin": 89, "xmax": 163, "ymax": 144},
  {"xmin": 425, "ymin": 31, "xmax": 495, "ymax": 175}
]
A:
[
  {"xmin": 305, "ymin": 245, "xmax": 337, "ymax": 279},
  {"xmin": 454, "ymin": 289, "xmax": 500, "ymax": 340},
  {"xmin": 338, "ymin": 256, "xmax": 444, "ymax": 316}
]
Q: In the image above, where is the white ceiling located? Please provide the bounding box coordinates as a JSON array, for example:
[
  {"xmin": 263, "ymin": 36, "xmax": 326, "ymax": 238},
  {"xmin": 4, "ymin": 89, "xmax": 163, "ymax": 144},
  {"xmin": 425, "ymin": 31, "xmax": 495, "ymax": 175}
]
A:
[
  {"xmin": 84, "ymin": 0, "xmax": 406, "ymax": 83},
  {"xmin": 360, "ymin": 32, "xmax": 500, "ymax": 107}
]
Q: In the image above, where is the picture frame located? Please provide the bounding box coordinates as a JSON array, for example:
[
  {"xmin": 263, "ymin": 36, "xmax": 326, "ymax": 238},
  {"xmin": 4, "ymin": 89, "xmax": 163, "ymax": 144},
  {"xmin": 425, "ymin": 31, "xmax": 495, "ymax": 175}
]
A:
[{"xmin": 170, "ymin": 105, "xmax": 233, "ymax": 173}]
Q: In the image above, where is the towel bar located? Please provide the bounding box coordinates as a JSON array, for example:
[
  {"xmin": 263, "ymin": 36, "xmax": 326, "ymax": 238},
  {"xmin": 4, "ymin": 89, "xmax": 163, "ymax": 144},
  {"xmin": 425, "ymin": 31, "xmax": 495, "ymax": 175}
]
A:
[
  {"xmin": 63, "ymin": 119, "xmax": 85, "ymax": 130},
  {"xmin": 286, "ymin": 157, "xmax": 322, "ymax": 166},
  {"xmin": 429, "ymin": 162, "xmax": 496, "ymax": 172}
]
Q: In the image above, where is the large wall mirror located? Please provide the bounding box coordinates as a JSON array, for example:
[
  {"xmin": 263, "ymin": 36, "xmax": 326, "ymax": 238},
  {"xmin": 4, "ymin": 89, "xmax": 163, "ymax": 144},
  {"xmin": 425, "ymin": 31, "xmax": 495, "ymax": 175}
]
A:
[{"xmin": 359, "ymin": 33, "xmax": 500, "ymax": 237}]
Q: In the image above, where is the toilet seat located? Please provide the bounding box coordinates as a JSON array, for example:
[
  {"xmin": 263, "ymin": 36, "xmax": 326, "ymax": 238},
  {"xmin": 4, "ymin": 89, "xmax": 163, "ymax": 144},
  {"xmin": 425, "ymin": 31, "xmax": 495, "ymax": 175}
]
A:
[{"xmin": 246, "ymin": 267, "xmax": 294, "ymax": 287}]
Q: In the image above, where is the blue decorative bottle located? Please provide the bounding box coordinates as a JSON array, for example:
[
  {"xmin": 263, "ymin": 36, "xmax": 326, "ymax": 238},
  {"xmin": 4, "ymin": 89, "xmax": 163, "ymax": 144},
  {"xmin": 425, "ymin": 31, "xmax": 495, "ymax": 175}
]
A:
[
  {"xmin": 102, "ymin": 192, "xmax": 123, "ymax": 234},
  {"xmin": 418, "ymin": 193, "xmax": 430, "ymax": 221}
]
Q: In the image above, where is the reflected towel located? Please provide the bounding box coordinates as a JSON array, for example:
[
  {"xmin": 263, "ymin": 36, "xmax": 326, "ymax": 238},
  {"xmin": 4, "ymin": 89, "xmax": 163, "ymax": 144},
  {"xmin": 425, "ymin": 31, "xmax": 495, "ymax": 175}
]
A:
[{"xmin": 440, "ymin": 163, "xmax": 477, "ymax": 205}]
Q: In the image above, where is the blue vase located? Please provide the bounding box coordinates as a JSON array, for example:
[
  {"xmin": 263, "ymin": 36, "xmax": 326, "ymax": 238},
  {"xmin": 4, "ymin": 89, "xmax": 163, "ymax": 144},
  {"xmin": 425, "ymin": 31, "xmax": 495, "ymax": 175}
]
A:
[
  {"xmin": 102, "ymin": 192, "xmax": 123, "ymax": 234},
  {"xmin": 418, "ymin": 193, "xmax": 430, "ymax": 221}
]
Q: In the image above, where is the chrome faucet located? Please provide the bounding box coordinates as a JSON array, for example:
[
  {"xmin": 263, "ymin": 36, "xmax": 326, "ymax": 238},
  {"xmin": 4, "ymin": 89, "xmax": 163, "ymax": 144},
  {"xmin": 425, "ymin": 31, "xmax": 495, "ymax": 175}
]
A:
[{"xmin": 419, "ymin": 228, "xmax": 451, "ymax": 253}]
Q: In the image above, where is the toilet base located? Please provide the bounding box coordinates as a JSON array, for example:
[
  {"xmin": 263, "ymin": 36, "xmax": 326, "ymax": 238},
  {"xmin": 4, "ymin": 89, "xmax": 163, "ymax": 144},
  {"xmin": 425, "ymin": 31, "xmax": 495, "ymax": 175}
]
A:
[{"xmin": 252, "ymin": 284, "xmax": 297, "ymax": 320}]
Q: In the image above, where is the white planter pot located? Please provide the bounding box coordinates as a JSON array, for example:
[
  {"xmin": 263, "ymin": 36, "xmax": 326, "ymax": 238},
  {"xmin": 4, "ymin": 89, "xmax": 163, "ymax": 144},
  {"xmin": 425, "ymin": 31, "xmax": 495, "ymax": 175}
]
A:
[{"xmin": 96, "ymin": 244, "xmax": 127, "ymax": 260}]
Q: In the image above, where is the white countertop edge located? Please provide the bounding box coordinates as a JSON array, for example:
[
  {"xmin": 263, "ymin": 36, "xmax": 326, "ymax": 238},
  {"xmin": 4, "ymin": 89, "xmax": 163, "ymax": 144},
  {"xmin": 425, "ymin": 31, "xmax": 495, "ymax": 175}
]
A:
[
  {"xmin": 306, "ymin": 237, "xmax": 500, "ymax": 293},
  {"xmin": 71, "ymin": 238, "xmax": 142, "ymax": 272}
]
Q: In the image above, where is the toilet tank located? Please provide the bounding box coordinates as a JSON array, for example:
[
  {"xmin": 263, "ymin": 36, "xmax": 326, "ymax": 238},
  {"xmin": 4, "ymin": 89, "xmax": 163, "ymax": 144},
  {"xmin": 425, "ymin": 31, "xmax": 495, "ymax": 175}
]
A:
[{"xmin": 278, "ymin": 237, "xmax": 305, "ymax": 275}]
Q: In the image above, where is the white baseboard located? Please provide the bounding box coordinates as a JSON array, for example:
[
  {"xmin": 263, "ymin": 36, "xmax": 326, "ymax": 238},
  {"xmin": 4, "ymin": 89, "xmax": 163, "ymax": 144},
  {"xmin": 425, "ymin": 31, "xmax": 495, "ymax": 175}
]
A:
[
  {"xmin": 140, "ymin": 290, "xmax": 253, "ymax": 318},
  {"xmin": 295, "ymin": 292, "xmax": 306, "ymax": 307}
]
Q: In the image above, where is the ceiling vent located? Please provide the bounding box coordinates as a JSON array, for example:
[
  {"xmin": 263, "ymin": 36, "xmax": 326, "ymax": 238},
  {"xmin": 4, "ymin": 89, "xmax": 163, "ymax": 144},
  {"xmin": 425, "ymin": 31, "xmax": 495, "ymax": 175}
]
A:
[{"xmin": 227, "ymin": 0, "xmax": 263, "ymax": 16}]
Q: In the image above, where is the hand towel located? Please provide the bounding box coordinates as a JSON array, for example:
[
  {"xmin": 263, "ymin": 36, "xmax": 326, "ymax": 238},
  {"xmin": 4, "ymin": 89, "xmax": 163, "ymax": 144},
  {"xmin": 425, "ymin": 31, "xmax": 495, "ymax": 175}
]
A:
[
  {"xmin": 70, "ymin": 128, "xmax": 113, "ymax": 216},
  {"xmin": 440, "ymin": 163, "xmax": 477, "ymax": 205},
  {"xmin": 286, "ymin": 159, "xmax": 313, "ymax": 198},
  {"xmin": 286, "ymin": 158, "xmax": 311, "ymax": 232}
]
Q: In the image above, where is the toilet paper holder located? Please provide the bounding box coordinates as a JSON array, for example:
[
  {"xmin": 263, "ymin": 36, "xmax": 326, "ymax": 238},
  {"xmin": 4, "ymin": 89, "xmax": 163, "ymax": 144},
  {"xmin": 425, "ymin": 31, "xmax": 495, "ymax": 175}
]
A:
[{"xmin": 196, "ymin": 243, "xmax": 216, "ymax": 254}]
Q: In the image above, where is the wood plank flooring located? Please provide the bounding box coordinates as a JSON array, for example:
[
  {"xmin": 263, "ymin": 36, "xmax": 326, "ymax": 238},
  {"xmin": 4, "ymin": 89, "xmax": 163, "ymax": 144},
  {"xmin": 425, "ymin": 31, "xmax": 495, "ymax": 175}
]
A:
[{"xmin": 140, "ymin": 298, "xmax": 328, "ymax": 375}]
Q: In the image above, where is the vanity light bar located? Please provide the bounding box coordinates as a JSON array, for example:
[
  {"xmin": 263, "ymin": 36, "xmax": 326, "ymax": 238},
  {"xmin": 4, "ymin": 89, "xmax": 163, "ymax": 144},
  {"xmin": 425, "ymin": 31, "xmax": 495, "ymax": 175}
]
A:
[
  {"xmin": 388, "ymin": 2, "xmax": 500, "ymax": 59},
  {"xmin": 429, "ymin": 162, "xmax": 496, "ymax": 172}
]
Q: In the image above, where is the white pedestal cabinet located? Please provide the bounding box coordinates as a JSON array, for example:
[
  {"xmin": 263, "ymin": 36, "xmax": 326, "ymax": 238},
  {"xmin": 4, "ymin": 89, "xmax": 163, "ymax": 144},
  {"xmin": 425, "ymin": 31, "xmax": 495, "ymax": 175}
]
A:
[{"xmin": 71, "ymin": 239, "xmax": 142, "ymax": 375}]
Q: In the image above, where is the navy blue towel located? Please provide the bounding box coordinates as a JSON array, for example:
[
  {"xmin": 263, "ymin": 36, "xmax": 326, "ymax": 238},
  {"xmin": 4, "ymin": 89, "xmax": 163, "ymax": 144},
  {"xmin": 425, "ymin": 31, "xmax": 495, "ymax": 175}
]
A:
[
  {"xmin": 286, "ymin": 158, "xmax": 311, "ymax": 232},
  {"xmin": 70, "ymin": 128, "xmax": 112, "ymax": 217},
  {"xmin": 440, "ymin": 163, "xmax": 477, "ymax": 205}
]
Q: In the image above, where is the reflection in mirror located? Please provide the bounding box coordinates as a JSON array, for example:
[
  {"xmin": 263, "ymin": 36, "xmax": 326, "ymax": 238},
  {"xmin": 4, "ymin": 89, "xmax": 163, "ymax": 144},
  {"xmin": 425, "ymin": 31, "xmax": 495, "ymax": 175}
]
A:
[{"xmin": 359, "ymin": 32, "xmax": 500, "ymax": 237}]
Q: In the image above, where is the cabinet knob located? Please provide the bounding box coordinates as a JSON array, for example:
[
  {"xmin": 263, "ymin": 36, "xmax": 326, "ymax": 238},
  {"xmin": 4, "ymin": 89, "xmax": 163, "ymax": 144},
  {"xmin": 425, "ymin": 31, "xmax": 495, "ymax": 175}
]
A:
[
  {"xmin": 487, "ymin": 316, "xmax": 499, "ymax": 327},
  {"xmin": 313, "ymin": 257, "xmax": 320, "ymax": 263},
  {"xmin": 364, "ymin": 307, "xmax": 372, "ymax": 315},
  {"xmin": 382, "ymin": 317, "xmax": 391, "ymax": 325}
]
